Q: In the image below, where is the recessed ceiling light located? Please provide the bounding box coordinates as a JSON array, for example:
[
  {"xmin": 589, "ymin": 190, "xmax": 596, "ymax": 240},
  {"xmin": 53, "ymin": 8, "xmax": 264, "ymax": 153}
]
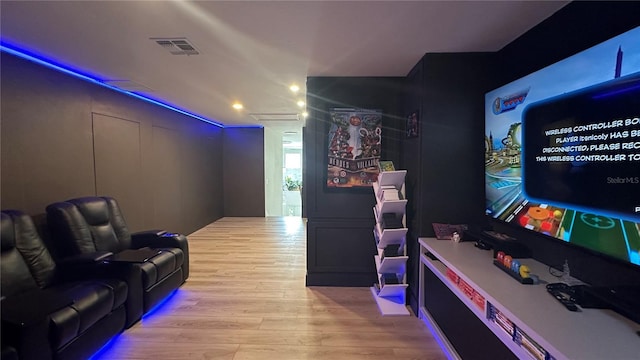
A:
[
  {"xmin": 232, "ymin": 102, "xmax": 243, "ymax": 110},
  {"xmin": 296, "ymin": 100, "xmax": 305, "ymax": 108},
  {"xmin": 289, "ymin": 84, "xmax": 300, "ymax": 93},
  {"xmin": 302, "ymin": 112, "xmax": 309, "ymax": 118}
]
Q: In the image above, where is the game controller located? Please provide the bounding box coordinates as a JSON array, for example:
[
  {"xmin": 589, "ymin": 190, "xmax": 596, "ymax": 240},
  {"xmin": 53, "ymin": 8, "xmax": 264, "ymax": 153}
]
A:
[{"xmin": 546, "ymin": 283, "xmax": 579, "ymax": 311}]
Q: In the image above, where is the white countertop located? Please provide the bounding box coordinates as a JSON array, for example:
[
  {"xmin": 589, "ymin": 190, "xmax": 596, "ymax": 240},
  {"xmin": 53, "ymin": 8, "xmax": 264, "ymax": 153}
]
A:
[{"xmin": 419, "ymin": 237, "xmax": 640, "ymax": 360}]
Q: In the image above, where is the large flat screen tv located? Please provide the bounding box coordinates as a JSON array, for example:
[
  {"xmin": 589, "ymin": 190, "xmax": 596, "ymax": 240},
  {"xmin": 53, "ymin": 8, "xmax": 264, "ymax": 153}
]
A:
[{"xmin": 485, "ymin": 26, "xmax": 640, "ymax": 268}]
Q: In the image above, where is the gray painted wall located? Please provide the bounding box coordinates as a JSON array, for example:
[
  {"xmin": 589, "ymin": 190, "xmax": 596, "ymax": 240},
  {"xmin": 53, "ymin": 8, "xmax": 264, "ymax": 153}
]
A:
[
  {"xmin": 1, "ymin": 52, "xmax": 228, "ymax": 235},
  {"xmin": 223, "ymin": 127, "xmax": 265, "ymax": 217}
]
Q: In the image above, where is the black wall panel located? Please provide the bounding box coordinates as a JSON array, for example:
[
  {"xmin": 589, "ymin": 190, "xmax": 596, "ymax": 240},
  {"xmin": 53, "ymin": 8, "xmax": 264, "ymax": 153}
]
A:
[
  {"xmin": 180, "ymin": 131, "xmax": 224, "ymax": 233},
  {"xmin": 305, "ymin": 77, "xmax": 405, "ymax": 220},
  {"xmin": 402, "ymin": 65, "xmax": 425, "ymax": 312},
  {"xmin": 151, "ymin": 126, "xmax": 183, "ymax": 232},
  {"xmin": 306, "ymin": 219, "xmax": 378, "ymax": 286},
  {"xmin": 0, "ymin": 52, "xmax": 225, "ymax": 235},
  {"xmin": 410, "ymin": 53, "xmax": 493, "ymax": 237},
  {"xmin": 304, "ymin": 77, "xmax": 404, "ymax": 286},
  {"xmin": 401, "ymin": 53, "xmax": 495, "ymax": 313},
  {"xmin": 222, "ymin": 127, "xmax": 265, "ymax": 217},
  {"xmin": 497, "ymin": 1, "xmax": 640, "ymax": 88},
  {"xmin": 0, "ymin": 54, "xmax": 95, "ymax": 210},
  {"xmin": 92, "ymin": 113, "xmax": 144, "ymax": 231}
]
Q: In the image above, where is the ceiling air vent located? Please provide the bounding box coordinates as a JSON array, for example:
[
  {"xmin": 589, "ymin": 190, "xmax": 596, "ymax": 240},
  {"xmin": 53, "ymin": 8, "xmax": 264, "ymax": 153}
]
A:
[
  {"xmin": 248, "ymin": 113, "xmax": 301, "ymax": 122},
  {"xmin": 152, "ymin": 37, "xmax": 199, "ymax": 56}
]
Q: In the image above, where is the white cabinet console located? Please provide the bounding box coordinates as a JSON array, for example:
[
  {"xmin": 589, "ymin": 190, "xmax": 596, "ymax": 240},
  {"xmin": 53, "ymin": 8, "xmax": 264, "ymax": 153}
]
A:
[{"xmin": 418, "ymin": 237, "xmax": 640, "ymax": 360}]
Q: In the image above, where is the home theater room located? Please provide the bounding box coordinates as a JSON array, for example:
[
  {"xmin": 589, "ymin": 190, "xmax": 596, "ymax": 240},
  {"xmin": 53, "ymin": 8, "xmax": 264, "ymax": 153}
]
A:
[{"xmin": 2, "ymin": 1, "xmax": 640, "ymax": 360}]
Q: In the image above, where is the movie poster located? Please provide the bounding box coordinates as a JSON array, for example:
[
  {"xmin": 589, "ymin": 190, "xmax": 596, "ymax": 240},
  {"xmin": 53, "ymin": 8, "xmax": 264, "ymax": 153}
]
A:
[
  {"xmin": 406, "ymin": 110, "xmax": 419, "ymax": 138},
  {"xmin": 326, "ymin": 108, "xmax": 382, "ymax": 188}
]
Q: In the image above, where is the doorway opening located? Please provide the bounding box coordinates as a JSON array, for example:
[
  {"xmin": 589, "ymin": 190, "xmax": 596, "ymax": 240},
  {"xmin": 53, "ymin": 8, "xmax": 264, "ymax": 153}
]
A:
[
  {"xmin": 264, "ymin": 127, "xmax": 303, "ymax": 217},
  {"xmin": 283, "ymin": 150, "xmax": 302, "ymax": 216}
]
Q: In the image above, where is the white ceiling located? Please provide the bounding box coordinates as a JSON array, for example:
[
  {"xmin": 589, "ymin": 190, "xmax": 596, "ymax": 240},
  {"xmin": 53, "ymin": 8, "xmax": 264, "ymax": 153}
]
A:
[{"xmin": 0, "ymin": 1, "xmax": 568, "ymax": 142}]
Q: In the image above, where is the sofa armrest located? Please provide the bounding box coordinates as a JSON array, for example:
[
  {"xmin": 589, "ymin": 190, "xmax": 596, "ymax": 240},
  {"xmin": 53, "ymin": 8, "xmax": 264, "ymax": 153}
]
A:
[
  {"xmin": 131, "ymin": 231, "xmax": 187, "ymax": 251},
  {"xmin": 131, "ymin": 230, "xmax": 189, "ymax": 280},
  {"xmin": 56, "ymin": 252, "xmax": 114, "ymax": 280},
  {"xmin": 59, "ymin": 251, "xmax": 114, "ymax": 265},
  {"xmin": 131, "ymin": 230, "xmax": 169, "ymax": 247},
  {"xmin": 106, "ymin": 248, "xmax": 161, "ymax": 263}
]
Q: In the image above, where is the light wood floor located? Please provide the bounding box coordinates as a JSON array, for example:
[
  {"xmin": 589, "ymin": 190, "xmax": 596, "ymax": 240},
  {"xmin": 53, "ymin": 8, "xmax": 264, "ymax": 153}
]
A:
[{"xmin": 94, "ymin": 217, "xmax": 446, "ymax": 360}]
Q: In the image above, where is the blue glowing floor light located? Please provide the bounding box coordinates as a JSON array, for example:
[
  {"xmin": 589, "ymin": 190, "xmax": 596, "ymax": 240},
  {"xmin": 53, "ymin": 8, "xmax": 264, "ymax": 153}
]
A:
[
  {"xmin": 87, "ymin": 334, "xmax": 122, "ymax": 360},
  {"xmin": 141, "ymin": 289, "xmax": 179, "ymax": 320},
  {"xmin": 88, "ymin": 289, "xmax": 180, "ymax": 359}
]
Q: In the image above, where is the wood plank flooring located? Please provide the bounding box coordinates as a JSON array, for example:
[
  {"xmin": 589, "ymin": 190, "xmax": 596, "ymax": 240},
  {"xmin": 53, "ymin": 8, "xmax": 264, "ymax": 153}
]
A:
[{"xmin": 93, "ymin": 217, "xmax": 446, "ymax": 360}]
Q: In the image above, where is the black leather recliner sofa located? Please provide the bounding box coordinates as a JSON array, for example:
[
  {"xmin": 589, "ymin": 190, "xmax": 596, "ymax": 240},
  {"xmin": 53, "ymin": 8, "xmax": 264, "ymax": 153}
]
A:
[
  {"xmin": 46, "ymin": 196, "xmax": 189, "ymax": 327},
  {"xmin": 1, "ymin": 210, "xmax": 127, "ymax": 360}
]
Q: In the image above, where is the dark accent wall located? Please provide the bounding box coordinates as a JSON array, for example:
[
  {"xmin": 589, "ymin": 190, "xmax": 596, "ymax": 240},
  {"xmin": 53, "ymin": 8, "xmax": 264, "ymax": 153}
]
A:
[
  {"xmin": 497, "ymin": 1, "xmax": 640, "ymax": 88},
  {"xmin": 402, "ymin": 53, "xmax": 495, "ymax": 312},
  {"xmin": 300, "ymin": 2, "xmax": 640, "ymax": 303},
  {"xmin": 305, "ymin": 77, "xmax": 404, "ymax": 286},
  {"xmin": 486, "ymin": 1, "xmax": 640, "ymax": 288},
  {"xmin": 1, "ymin": 52, "xmax": 229, "ymax": 235},
  {"xmin": 400, "ymin": 1, "xmax": 640, "ymax": 314},
  {"xmin": 223, "ymin": 127, "xmax": 265, "ymax": 217}
]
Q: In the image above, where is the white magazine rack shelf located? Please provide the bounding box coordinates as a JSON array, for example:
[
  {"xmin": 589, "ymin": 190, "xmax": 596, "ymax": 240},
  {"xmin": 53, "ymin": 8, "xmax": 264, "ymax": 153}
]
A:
[{"xmin": 370, "ymin": 169, "xmax": 410, "ymax": 315}]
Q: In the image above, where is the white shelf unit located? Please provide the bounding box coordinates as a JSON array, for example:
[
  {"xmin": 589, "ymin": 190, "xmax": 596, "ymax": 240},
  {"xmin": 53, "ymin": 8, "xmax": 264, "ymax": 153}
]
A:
[
  {"xmin": 373, "ymin": 222, "xmax": 407, "ymax": 249},
  {"xmin": 418, "ymin": 238, "xmax": 640, "ymax": 360},
  {"xmin": 370, "ymin": 169, "xmax": 410, "ymax": 315}
]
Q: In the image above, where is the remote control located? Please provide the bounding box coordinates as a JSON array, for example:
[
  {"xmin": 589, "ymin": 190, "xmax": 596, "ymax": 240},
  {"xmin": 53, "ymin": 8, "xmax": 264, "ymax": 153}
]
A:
[{"xmin": 548, "ymin": 289, "xmax": 579, "ymax": 311}]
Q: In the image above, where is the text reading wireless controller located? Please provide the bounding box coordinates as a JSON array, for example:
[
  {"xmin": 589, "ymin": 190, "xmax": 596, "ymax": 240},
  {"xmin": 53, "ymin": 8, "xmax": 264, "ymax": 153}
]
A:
[{"xmin": 546, "ymin": 283, "xmax": 579, "ymax": 312}]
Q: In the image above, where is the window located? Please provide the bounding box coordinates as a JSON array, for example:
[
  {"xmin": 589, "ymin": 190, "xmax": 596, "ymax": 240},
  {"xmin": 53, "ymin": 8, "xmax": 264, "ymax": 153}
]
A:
[{"xmin": 285, "ymin": 153, "xmax": 301, "ymax": 169}]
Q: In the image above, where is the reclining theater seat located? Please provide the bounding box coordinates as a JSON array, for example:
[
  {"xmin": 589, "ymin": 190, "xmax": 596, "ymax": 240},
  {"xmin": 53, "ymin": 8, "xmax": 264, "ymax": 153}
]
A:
[
  {"xmin": 46, "ymin": 196, "xmax": 189, "ymax": 326},
  {"xmin": 1, "ymin": 210, "xmax": 127, "ymax": 360}
]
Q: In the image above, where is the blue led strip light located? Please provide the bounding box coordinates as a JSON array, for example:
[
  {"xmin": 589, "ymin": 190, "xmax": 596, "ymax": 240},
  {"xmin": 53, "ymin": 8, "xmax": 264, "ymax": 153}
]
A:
[
  {"xmin": 87, "ymin": 334, "xmax": 122, "ymax": 360},
  {"xmin": 141, "ymin": 289, "xmax": 179, "ymax": 320},
  {"xmin": 0, "ymin": 42, "xmax": 225, "ymax": 128}
]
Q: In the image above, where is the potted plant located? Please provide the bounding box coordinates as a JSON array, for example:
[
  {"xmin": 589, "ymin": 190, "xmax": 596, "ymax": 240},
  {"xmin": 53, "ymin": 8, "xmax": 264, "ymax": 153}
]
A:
[{"xmin": 284, "ymin": 176, "xmax": 302, "ymax": 191}]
